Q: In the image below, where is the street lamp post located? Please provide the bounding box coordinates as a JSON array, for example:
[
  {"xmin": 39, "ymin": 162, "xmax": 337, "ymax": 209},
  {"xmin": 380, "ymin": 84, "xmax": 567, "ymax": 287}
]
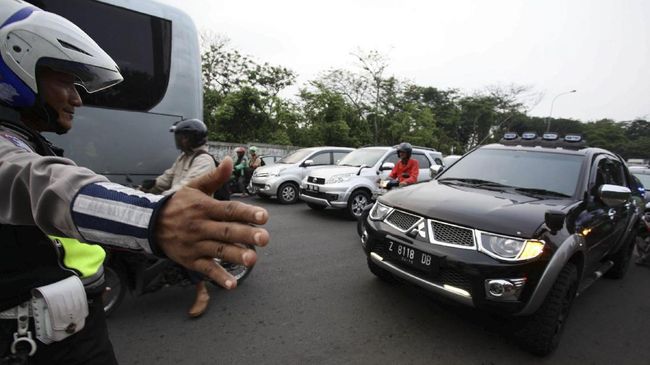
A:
[{"xmin": 545, "ymin": 89, "xmax": 577, "ymax": 132}]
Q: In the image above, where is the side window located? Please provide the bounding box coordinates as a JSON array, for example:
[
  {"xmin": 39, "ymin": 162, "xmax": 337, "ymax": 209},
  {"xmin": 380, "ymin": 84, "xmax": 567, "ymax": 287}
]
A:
[
  {"xmin": 382, "ymin": 152, "xmax": 400, "ymax": 166},
  {"xmin": 28, "ymin": 0, "xmax": 172, "ymax": 111},
  {"xmin": 412, "ymin": 153, "xmax": 431, "ymax": 168},
  {"xmin": 310, "ymin": 152, "xmax": 332, "ymax": 166},
  {"xmin": 593, "ymin": 158, "xmax": 625, "ymax": 192},
  {"xmin": 333, "ymin": 151, "xmax": 349, "ymax": 165}
]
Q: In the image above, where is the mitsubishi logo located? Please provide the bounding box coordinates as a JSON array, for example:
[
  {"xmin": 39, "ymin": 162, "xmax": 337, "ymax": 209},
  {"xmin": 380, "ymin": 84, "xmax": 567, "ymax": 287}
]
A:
[{"xmin": 416, "ymin": 222, "xmax": 426, "ymax": 238}]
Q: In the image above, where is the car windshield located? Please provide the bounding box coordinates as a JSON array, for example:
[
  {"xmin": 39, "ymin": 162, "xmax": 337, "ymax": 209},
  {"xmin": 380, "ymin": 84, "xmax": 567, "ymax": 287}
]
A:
[
  {"xmin": 338, "ymin": 149, "xmax": 387, "ymax": 167},
  {"xmin": 632, "ymin": 172, "xmax": 650, "ymax": 188},
  {"xmin": 438, "ymin": 148, "xmax": 584, "ymax": 197},
  {"xmin": 277, "ymin": 149, "xmax": 313, "ymax": 164}
]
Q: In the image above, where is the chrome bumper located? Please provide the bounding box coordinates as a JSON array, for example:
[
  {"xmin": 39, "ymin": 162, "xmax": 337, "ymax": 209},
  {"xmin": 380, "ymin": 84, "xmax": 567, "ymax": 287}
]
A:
[{"xmin": 369, "ymin": 252, "xmax": 474, "ymax": 307}]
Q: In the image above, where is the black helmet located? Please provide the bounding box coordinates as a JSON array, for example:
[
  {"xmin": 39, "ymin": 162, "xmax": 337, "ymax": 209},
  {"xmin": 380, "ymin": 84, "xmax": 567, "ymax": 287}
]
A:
[
  {"xmin": 397, "ymin": 142, "xmax": 412, "ymax": 158},
  {"xmin": 170, "ymin": 119, "xmax": 207, "ymax": 148}
]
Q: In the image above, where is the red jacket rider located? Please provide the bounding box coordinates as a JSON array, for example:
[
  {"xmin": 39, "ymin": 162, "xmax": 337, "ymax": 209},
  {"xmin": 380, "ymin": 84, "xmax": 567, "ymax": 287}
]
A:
[{"xmin": 389, "ymin": 143, "xmax": 419, "ymax": 186}]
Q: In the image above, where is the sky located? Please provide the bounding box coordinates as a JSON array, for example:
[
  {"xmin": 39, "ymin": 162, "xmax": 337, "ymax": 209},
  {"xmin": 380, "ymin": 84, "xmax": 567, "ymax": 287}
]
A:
[{"xmin": 159, "ymin": 0, "xmax": 649, "ymax": 122}]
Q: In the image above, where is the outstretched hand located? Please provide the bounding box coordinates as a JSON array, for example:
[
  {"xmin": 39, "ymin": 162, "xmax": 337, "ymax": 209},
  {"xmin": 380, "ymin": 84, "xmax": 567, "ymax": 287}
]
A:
[{"xmin": 155, "ymin": 156, "xmax": 269, "ymax": 289}]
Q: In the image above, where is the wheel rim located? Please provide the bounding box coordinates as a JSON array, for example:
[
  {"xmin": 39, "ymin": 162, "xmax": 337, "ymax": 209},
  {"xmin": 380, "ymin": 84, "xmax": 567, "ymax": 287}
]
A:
[
  {"xmin": 351, "ymin": 194, "xmax": 368, "ymax": 216},
  {"xmin": 103, "ymin": 267, "xmax": 122, "ymax": 313},
  {"xmin": 281, "ymin": 185, "xmax": 296, "ymax": 202},
  {"xmin": 215, "ymin": 259, "xmax": 248, "ymax": 281}
]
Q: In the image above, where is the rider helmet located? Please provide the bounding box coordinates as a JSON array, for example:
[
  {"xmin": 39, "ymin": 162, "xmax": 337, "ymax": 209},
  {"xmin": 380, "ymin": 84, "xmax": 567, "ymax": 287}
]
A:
[
  {"xmin": 249, "ymin": 146, "xmax": 257, "ymax": 154},
  {"xmin": 169, "ymin": 119, "xmax": 207, "ymax": 148},
  {"xmin": 0, "ymin": 0, "xmax": 123, "ymax": 133},
  {"xmin": 396, "ymin": 142, "xmax": 413, "ymax": 159},
  {"xmin": 235, "ymin": 146, "xmax": 246, "ymax": 154}
]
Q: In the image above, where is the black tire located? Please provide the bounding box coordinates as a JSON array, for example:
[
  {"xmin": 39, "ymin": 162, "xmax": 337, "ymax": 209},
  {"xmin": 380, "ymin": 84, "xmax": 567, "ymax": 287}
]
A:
[
  {"xmin": 307, "ymin": 202, "xmax": 326, "ymax": 210},
  {"xmin": 210, "ymin": 245, "xmax": 256, "ymax": 287},
  {"xmin": 347, "ymin": 190, "xmax": 371, "ymax": 220},
  {"xmin": 367, "ymin": 258, "xmax": 397, "ymax": 284},
  {"xmin": 102, "ymin": 262, "xmax": 128, "ymax": 317},
  {"xmin": 515, "ymin": 263, "xmax": 578, "ymax": 356},
  {"xmin": 277, "ymin": 182, "xmax": 299, "ymax": 204},
  {"xmin": 604, "ymin": 233, "xmax": 635, "ymax": 279}
]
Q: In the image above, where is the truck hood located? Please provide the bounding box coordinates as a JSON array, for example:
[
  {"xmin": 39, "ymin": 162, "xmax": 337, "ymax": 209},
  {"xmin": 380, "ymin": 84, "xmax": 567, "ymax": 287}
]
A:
[{"xmin": 380, "ymin": 181, "xmax": 575, "ymax": 238}]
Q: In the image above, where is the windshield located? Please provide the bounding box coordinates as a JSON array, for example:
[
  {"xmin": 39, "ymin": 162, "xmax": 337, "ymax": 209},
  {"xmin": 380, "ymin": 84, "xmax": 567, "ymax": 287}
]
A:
[
  {"xmin": 632, "ymin": 172, "xmax": 650, "ymax": 188},
  {"xmin": 338, "ymin": 149, "xmax": 387, "ymax": 167},
  {"xmin": 278, "ymin": 149, "xmax": 313, "ymax": 164},
  {"xmin": 439, "ymin": 148, "xmax": 584, "ymax": 197}
]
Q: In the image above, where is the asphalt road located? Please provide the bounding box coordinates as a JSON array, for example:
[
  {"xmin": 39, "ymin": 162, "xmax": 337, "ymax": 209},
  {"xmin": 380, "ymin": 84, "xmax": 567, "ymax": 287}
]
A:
[{"xmin": 108, "ymin": 197, "xmax": 650, "ymax": 365}]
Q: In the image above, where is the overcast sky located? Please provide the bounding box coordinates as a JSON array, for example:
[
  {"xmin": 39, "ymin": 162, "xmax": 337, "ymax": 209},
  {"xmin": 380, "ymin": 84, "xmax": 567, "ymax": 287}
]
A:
[{"xmin": 159, "ymin": 0, "xmax": 649, "ymax": 122}]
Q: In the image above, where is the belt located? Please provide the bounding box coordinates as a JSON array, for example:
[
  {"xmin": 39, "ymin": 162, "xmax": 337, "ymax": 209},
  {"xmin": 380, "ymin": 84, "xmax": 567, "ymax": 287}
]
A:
[{"xmin": 0, "ymin": 303, "xmax": 33, "ymax": 320}]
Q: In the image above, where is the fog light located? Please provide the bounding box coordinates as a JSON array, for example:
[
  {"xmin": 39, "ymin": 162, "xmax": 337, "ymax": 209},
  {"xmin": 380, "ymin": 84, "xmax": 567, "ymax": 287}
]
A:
[{"xmin": 485, "ymin": 278, "xmax": 526, "ymax": 301}]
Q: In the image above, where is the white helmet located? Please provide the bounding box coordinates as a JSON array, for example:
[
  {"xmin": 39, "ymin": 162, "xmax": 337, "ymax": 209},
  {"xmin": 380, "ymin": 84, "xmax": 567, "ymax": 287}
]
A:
[{"xmin": 0, "ymin": 0, "xmax": 123, "ymax": 108}]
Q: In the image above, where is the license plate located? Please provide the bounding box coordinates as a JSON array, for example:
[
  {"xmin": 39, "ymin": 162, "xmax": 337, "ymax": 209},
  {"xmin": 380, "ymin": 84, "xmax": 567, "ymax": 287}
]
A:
[
  {"xmin": 386, "ymin": 241, "xmax": 436, "ymax": 273},
  {"xmin": 307, "ymin": 184, "xmax": 319, "ymax": 192}
]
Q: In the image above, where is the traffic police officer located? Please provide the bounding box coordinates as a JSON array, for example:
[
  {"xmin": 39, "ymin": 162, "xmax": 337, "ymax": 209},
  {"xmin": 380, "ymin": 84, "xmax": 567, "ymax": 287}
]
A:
[{"xmin": 0, "ymin": 1, "xmax": 269, "ymax": 364}]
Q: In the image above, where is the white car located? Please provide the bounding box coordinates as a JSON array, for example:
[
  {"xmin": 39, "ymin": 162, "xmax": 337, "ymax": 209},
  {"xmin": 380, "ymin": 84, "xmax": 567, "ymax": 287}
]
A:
[
  {"xmin": 250, "ymin": 146, "xmax": 353, "ymax": 204},
  {"xmin": 300, "ymin": 146, "xmax": 443, "ymax": 218}
]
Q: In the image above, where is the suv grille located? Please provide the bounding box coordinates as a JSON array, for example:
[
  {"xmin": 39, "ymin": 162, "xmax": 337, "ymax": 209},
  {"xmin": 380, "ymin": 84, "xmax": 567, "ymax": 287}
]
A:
[
  {"xmin": 385, "ymin": 210, "xmax": 421, "ymax": 231},
  {"xmin": 307, "ymin": 176, "xmax": 325, "ymax": 184},
  {"xmin": 430, "ymin": 220, "xmax": 475, "ymax": 247}
]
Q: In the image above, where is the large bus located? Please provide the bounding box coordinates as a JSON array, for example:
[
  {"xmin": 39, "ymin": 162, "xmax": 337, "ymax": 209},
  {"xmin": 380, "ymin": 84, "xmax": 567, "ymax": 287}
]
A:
[{"xmin": 26, "ymin": 0, "xmax": 203, "ymax": 185}]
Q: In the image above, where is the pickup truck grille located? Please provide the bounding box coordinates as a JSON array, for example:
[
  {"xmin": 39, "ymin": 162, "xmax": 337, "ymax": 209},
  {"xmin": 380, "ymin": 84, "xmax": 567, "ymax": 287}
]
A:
[
  {"xmin": 430, "ymin": 220, "xmax": 475, "ymax": 247},
  {"xmin": 385, "ymin": 210, "xmax": 421, "ymax": 231}
]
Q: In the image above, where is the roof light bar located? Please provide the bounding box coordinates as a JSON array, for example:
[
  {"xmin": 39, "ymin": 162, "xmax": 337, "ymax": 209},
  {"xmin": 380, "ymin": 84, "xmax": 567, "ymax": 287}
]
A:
[
  {"xmin": 542, "ymin": 132, "xmax": 559, "ymax": 141},
  {"xmin": 521, "ymin": 132, "xmax": 537, "ymax": 140}
]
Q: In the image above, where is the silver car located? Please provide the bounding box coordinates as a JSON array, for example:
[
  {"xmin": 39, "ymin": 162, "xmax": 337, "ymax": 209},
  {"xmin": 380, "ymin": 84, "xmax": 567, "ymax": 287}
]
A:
[
  {"xmin": 250, "ymin": 146, "xmax": 354, "ymax": 204},
  {"xmin": 300, "ymin": 146, "xmax": 442, "ymax": 218}
]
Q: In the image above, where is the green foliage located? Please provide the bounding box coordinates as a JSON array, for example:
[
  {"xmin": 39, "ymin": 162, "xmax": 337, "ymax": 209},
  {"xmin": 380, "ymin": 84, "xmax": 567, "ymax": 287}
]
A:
[{"xmin": 200, "ymin": 39, "xmax": 649, "ymax": 159}]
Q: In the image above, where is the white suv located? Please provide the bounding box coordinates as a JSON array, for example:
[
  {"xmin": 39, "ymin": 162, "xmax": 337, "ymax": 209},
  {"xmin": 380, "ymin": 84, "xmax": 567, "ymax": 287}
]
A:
[
  {"xmin": 299, "ymin": 146, "xmax": 443, "ymax": 218},
  {"xmin": 250, "ymin": 146, "xmax": 353, "ymax": 204}
]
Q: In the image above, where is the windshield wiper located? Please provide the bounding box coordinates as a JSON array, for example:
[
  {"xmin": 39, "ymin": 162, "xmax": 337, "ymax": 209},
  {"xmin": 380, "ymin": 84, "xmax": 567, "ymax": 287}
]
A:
[
  {"xmin": 339, "ymin": 163, "xmax": 359, "ymax": 167},
  {"xmin": 513, "ymin": 187, "xmax": 571, "ymax": 198},
  {"xmin": 438, "ymin": 178, "xmax": 507, "ymax": 187}
]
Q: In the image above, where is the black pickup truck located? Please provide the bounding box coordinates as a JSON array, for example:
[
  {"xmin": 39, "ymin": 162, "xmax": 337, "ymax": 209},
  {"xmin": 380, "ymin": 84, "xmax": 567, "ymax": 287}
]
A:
[{"xmin": 358, "ymin": 133, "xmax": 640, "ymax": 356}]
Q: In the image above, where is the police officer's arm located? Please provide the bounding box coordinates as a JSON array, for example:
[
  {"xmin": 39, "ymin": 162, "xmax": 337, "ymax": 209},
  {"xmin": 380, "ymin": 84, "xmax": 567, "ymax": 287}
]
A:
[{"xmin": 1, "ymin": 139, "xmax": 268, "ymax": 288}]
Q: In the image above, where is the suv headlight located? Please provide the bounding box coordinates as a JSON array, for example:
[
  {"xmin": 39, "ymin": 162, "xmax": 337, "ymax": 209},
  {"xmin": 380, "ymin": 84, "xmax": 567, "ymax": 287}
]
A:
[
  {"xmin": 369, "ymin": 202, "xmax": 393, "ymax": 221},
  {"xmin": 268, "ymin": 169, "xmax": 281, "ymax": 177},
  {"xmin": 326, "ymin": 173, "xmax": 353, "ymax": 184},
  {"xmin": 479, "ymin": 233, "xmax": 545, "ymax": 261}
]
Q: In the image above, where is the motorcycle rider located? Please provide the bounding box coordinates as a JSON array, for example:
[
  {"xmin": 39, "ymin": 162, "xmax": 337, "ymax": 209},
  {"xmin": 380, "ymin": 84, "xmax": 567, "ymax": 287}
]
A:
[
  {"xmin": 249, "ymin": 146, "xmax": 262, "ymax": 170},
  {"xmin": 388, "ymin": 142, "xmax": 420, "ymax": 188},
  {"xmin": 141, "ymin": 119, "xmax": 217, "ymax": 317},
  {"xmin": 233, "ymin": 146, "xmax": 249, "ymax": 195},
  {"xmin": 0, "ymin": 2, "xmax": 269, "ymax": 364}
]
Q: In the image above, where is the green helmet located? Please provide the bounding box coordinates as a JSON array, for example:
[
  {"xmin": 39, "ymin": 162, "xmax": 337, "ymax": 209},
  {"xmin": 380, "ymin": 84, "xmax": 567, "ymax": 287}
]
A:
[{"xmin": 249, "ymin": 146, "xmax": 258, "ymax": 153}]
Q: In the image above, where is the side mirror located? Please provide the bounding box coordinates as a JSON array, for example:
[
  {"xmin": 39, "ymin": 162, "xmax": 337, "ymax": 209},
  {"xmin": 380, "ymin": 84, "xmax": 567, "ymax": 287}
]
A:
[
  {"xmin": 303, "ymin": 159, "xmax": 314, "ymax": 167},
  {"xmin": 544, "ymin": 210, "xmax": 566, "ymax": 233},
  {"xmin": 430, "ymin": 165, "xmax": 443, "ymax": 178},
  {"xmin": 598, "ymin": 184, "xmax": 631, "ymax": 207},
  {"xmin": 380, "ymin": 162, "xmax": 395, "ymax": 171}
]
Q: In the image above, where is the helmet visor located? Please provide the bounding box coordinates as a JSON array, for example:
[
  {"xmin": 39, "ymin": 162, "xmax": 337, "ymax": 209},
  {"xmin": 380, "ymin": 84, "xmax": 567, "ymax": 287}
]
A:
[{"xmin": 38, "ymin": 57, "xmax": 123, "ymax": 93}]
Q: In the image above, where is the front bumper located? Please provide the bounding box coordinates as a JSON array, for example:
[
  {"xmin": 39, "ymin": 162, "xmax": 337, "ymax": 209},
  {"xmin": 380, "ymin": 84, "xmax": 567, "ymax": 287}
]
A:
[
  {"xmin": 250, "ymin": 176, "xmax": 283, "ymax": 196},
  {"xmin": 299, "ymin": 183, "xmax": 351, "ymax": 208},
  {"xmin": 360, "ymin": 217, "xmax": 549, "ymax": 314}
]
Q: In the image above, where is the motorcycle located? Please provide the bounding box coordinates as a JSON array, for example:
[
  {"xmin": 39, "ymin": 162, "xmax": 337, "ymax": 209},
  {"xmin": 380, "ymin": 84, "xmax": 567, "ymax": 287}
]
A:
[{"xmin": 102, "ymin": 244, "xmax": 255, "ymax": 316}]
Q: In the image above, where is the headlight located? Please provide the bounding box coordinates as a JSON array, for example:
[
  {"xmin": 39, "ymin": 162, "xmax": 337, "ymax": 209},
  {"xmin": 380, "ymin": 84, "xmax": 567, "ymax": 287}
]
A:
[
  {"xmin": 268, "ymin": 169, "xmax": 281, "ymax": 177},
  {"xmin": 326, "ymin": 173, "xmax": 353, "ymax": 184},
  {"xmin": 479, "ymin": 233, "xmax": 545, "ymax": 261},
  {"xmin": 369, "ymin": 202, "xmax": 393, "ymax": 221}
]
